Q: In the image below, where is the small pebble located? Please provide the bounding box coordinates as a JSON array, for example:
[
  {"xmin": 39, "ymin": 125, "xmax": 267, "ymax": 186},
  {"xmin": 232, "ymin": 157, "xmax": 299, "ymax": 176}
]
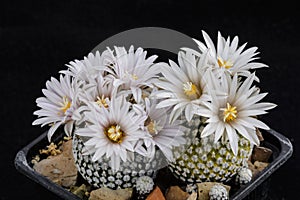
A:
[
  {"xmin": 187, "ymin": 192, "xmax": 197, "ymax": 200},
  {"xmin": 146, "ymin": 186, "xmax": 165, "ymax": 200},
  {"xmin": 89, "ymin": 187, "xmax": 132, "ymax": 200},
  {"xmin": 252, "ymin": 146, "xmax": 273, "ymax": 162},
  {"xmin": 165, "ymin": 186, "xmax": 189, "ymax": 200}
]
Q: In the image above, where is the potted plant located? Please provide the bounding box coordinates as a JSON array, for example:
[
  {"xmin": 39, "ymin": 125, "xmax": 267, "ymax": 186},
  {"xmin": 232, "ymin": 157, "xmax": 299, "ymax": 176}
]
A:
[{"xmin": 15, "ymin": 27, "xmax": 293, "ymax": 200}]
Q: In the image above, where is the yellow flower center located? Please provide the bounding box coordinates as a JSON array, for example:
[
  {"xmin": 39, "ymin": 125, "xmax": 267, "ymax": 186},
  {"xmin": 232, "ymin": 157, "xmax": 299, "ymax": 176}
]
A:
[
  {"xmin": 105, "ymin": 125, "xmax": 125, "ymax": 144},
  {"xmin": 183, "ymin": 82, "xmax": 201, "ymax": 99},
  {"xmin": 222, "ymin": 103, "xmax": 237, "ymax": 122},
  {"xmin": 59, "ymin": 96, "xmax": 71, "ymax": 113},
  {"xmin": 131, "ymin": 74, "xmax": 138, "ymax": 80},
  {"xmin": 147, "ymin": 120, "xmax": 158, "ymax": 135},
  {"xmin": 124, "ymin": 71, "xmax": 138, "ymax": 80},
  {"xmin": 217, "ymin": 57, "xmax": 233, "ymax": 69},
  {"xmin": 96, "ymin": 95, "xmax": 108, "ymax": 108}
]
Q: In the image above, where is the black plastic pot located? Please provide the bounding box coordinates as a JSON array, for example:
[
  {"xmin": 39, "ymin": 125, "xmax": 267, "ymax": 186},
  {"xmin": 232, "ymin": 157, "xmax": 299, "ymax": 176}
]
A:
[{"xmin": 15, "ymin": 129, "xmax": 292, "ymax": 200}]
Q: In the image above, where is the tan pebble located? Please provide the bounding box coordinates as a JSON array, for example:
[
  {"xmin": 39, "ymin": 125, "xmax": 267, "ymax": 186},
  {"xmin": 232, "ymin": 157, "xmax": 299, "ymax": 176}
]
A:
[
  {"xmin": 33, "ymin": 140, "xmax": 77, "ymax": 187},
  {"xmin": 61, "ymin": 140, "xmax": 73, "ymax": 157},
  {"xmin": 254, "ymin": 161, "xmax": 269, "ymax": 171},
  {"xmin": 89, "ymin": 187, "xmax": 132, "ymax": 200},
  {"xmin": 252, "ymin": 146, "xmax": 273, "ymax": 162},
  {"xmin": 187, "ymin": 192, "xmax": 197, "ymax": 200},
  {"xmin": 165, "ymin": 186, "xmax": 189, "ymax": 200},
  {"xmin": 247, "ymin": 160, "xmax": 260, "ymax": 178},
  {"xmin": 146, "ymin": 186, "xmax": 165, "ymax": 200}
]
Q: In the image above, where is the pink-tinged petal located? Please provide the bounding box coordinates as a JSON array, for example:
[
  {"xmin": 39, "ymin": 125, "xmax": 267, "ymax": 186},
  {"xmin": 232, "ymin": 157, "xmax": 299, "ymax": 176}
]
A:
[
  {"xmin": 221, "ymin": 37, "xmax": 230, "ymax": 60},
  {"xmin": 202, "ymin": 30, "xmax": 217, "ymax": 57},
  {"xmin": 121, "ymin": 140, "xmax": 134, "ymax": 152},
  {"xmin": 235, "ymin": 119, "xmax": 256, "ymax": 130},
  {"xmin": 231, "ymin": 122, "xmax": 259, "ymax": 145},
  {"xmin": 194, "ymin": 105, "xmax": 212, "ymax": 118},
  {"xmin": 185, "ymin": 104, "xmax": 194, "ymax": 122},
  {"xmin": 113, "ymin": 79, "xmax": 125, "ymax": 88},
  {"xmin": 47, "ymin": 122, "xmax": 62, "ymax": 141},
  {"xmin": 243, "ymin": 117, "xmax": 270, "ymax": 130},
  {"xmin": 32, "ymin": 117, "xmax": 57, "ymax": 126},
  {"xmin": 156, "ymin": 99, "xmax": 181, "ymax": 109},
  {"xmin": 217, "ymin": 31, "xmax": 224, "ymax": 56},
  {"xmin": 239, "ymin": 93, "xmax": 268, "ymax": 109},
  {"xmin": 201, "ymin": 123, "xmax": 215, "ymax": 138},
  {"xmin": 248, "ymin": 102, "xmax": 277, "ymax": 111},
  {"xmin": 110, "ymin": 153, "xmax": 121, "ymax": 172},
  {"xmin": 229, "ymin": 74, "xmax": 238, "ymax": 100},
  {"xmin": 246, "ymin": 62, "xmax": 268, "ymax": 69},
  {"xmin": 42, "ymin": 89, "xmax": 61, "ymax": 104},
  {"xmin": 156, "ymin": 142, "xmax": 173, "ymax": 161},
  {"xmin": 214, "ymin": 122, "xmax": 225, "ymax": 143},
  {"xmin": 64, "ymin": 121, "xmax": 74, "ymax": 136},
  {"xmin": 131, "ymin": 87, "xmax": 142, "ymax": 103},
  {"xmin": 238, "ymin": 109, "xmax": 267, "ymax": 117},
  {"xmin": 230, "ymin": 36, "xmax": 239, "ymax": 53},
  {"xmin": 233, "ymin": 94, "xmax": 248, "ymax": 108},
  {"xmin": 193, "ymin": 38, "xmax": 208, "ymax": 53},
  {"xmin": 232, "ymin": 42, "xmax": 247, "ymax": 59},
  {"xmin": 119, "ymin": 148, "xmax": 127, "ymax": 162},
  {"xmin": 76, "ymin": 127, "xmax": 94, "ymax": 137},
  {"xmin": 180, "ymin": 47, "xmax": 202, "ymax": 57},
  {"xmin": 198, "ymin": 49, "xmax": 210, "ymax": 70},
  {"xmin": 225, "ymin": 124, "xmax": 238, "ymax": 156},
  {"xmin": 237, "ymin": 73, "xmax": 255, "ymax": 97},
  {"xmin": 33, "ymin": 108, "xmax": 57, "ymax": 116},
  {"xmin": 169, "ymin": 107, "xmax": 183, "ymax": 124},
  {"xmin": 206, "ymin": 116, "xmax": 220, "ymax": 123}
]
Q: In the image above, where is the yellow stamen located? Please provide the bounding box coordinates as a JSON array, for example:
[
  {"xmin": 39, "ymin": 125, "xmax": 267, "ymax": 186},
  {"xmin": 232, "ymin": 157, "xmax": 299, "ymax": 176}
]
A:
[
  {"xmin": 132, "ymin": 74, "xmax": 138, "ymax": 80},
  {"xmin": 105, "ymin": 125, "xmax": 124, "ymax": 143},
  {"xmin": 39, "ymin": 142, "xmax": 61, "ymax": 156},
  {"xmin": 59, "ymin": 96, "xmax": 71, "ymax": 113},
  {"xmin": 217, "ymin": 57, "xmax": 233, "ymax": 69},
  {"xmin": 96, "ymin": 95, "xmax": 109, "ymax": 108},
  {"xmin": 183, "ymin": 82, "xmax": 201, "ymax": 99},
  {"xmin": 222, "ymin": 103, "xmax": 237, "ymax": 122},
  {"xmin": 124, "ymin": 71, "xmax": 138, "ymax": 80},
  {"xmin": 147, "ymin": 120, "xmax": 158, "ymax": 135}
]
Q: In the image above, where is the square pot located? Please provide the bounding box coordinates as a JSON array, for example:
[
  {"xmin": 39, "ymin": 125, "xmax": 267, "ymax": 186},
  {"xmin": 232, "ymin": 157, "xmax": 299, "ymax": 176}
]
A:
[{"xmin": 15, "ymin": 129, "xmax": 292, "ymax": 200}]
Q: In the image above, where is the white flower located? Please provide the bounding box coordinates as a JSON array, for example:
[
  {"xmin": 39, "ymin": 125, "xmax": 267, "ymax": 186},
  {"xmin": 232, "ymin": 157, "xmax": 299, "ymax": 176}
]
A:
[
  {"xmin": 32, "ymin": 75, "xmax": 80, "ymax": 141},
  {"xmin": 154, "ymin": 50, "xmax": 215, "ymax": 122},
  {"xmin": 75, "ymin": 97, "xmax": 148, "ymax": 172},
  {"xmin": 197, "ymin": 73, "xmax": 276, "ymax": 155},
  {"xmin": 60, "ymin": 50, "xmax": 113, "ymax": 82},
  {"xmin": 133, "ymin": 98, "xmax": 186, "ymax": 161},
  {"xmin": 183, "ymin": 30, "xmax": 267, "ymax": 81},
  {"xmin": 70, "ymin": 73, "xmax": 116, "ymax": 124},
  {"xmin": 78, "ymin": 74, "xmax": 115, "ymax": 109},
  {"xmin": 104, "ymin": 46, "xmax": 160, "ymax": 103}
]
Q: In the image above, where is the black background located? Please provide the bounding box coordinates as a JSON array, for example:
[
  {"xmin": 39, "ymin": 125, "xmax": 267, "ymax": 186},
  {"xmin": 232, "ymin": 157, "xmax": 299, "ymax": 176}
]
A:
[{"xmin": 1, "ymin": 0, "xmax": 300, "ymax": 199}]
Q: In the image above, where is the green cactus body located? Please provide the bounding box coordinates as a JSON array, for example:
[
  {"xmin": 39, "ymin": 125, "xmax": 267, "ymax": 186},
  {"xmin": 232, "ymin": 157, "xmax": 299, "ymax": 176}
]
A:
[
  {"xmin": 168, "ymin": 117, "xmax": 252, "ymax": 183},
  {"xmin": 72, "ymin": 136, "xmax": 166, "ymax": 189}
]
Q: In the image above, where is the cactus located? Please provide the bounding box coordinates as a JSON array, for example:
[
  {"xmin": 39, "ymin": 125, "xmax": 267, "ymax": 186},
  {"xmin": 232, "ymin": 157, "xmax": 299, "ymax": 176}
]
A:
[{"xmin": 168, "ymin": 117, "xmax": 252, "ymax": 184}]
